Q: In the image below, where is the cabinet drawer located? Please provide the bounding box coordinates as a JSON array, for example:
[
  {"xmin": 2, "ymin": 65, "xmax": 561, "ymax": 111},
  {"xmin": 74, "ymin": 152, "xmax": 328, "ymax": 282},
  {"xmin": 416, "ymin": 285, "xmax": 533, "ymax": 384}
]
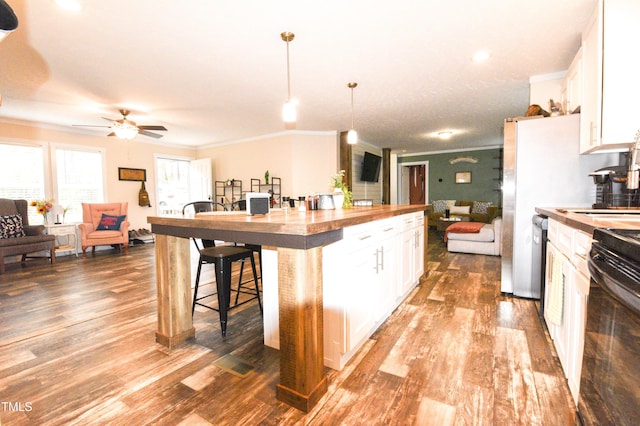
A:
[
  {"xmin": 555, "ymin": 221, "xmax": 574, "ymax": 259},
  {"xmin": 572, "ymin": 230, "xmax": 592, "ymax": 277}
]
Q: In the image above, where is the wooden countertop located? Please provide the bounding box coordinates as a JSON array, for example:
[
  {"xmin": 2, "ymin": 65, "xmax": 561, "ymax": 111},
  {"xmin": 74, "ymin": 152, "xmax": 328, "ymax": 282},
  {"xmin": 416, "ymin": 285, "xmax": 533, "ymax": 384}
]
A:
[
  {"xmin": 535, "ymin": 207, "xmax": 640, "ymax": 236},
  {"xmin": 148, "ymin": 204, "xmax": 427, "ymax": 249}
]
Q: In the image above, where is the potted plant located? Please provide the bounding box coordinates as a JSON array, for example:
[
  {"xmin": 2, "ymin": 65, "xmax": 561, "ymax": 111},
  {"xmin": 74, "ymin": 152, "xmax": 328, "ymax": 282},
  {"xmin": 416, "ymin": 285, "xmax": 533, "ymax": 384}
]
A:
[{"xmin": 329, "ymin": 170, "xmax": 352, "ymax": 208}]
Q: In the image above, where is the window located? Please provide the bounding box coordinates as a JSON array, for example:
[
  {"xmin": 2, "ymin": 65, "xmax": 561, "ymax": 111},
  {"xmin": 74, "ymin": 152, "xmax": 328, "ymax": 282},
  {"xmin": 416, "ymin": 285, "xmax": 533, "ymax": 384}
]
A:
[
  {"xmin": 53, "ymin": 146, "xmax": 105, "ymax": 223},
  {"xmin": 0, "ymin": 143, "xmax": 46, "ymax": 224},
  {"xmin": 156, "ymin": 156, "xmax": 191, "ymax": 215}
]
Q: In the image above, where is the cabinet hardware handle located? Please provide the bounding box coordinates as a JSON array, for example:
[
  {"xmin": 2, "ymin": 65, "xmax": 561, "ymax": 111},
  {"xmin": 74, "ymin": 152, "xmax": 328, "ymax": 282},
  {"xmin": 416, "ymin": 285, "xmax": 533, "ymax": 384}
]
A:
[{"xmin": 359, "ymin": 235, "xmax": 372, "ymax": 241}]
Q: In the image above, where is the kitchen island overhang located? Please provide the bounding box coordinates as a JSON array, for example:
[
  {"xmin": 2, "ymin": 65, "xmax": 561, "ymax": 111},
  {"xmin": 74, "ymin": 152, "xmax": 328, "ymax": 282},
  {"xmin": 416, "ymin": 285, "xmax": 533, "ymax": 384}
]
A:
[{"xmin": 147, "ymin": 205, "xmax": 427, "ymax": 412}]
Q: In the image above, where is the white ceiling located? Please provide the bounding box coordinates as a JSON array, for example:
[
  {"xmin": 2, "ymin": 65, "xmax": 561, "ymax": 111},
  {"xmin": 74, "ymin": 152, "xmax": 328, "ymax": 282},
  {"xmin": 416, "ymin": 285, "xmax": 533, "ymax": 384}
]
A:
[{"xmin": 0, "ymin": 0, "xmax": 596, "ymax": 153}]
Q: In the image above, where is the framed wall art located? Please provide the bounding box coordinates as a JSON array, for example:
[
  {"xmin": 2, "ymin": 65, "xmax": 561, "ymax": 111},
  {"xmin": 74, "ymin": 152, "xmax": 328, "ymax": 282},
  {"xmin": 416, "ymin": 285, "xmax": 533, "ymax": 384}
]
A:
[
  {"xmin": 118, "ymin": 167, "xmax": 146, "ymax": 182},
  {"xmin": 455, "ymin": 171, "xmax": 471, "ymax": 184}
]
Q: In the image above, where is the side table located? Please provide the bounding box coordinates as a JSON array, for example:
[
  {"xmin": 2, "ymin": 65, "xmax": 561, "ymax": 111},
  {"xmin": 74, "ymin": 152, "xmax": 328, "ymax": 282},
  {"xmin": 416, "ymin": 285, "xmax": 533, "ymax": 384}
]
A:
[{"xmin": 44, "ymin": 223, "xmax": 79, "ymax": 257}]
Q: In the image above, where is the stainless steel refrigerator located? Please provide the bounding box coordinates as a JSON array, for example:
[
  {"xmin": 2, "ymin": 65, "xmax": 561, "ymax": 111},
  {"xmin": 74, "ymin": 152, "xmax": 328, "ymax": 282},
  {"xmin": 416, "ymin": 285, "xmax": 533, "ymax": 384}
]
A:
[{"xmin": 501, "ymin": 114, "xmax": 617, "ymax": 297}]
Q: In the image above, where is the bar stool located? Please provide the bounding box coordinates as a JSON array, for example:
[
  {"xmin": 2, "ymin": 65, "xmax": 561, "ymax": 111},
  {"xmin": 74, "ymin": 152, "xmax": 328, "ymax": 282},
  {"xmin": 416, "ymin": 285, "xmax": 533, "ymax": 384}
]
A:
[
  {"xmin": 183, "ymin": 201, "xmax": 262, "ymax": 336},
  {"xmin": 192, "ymin": 244, "xmax": 262, "ymax": 336}
]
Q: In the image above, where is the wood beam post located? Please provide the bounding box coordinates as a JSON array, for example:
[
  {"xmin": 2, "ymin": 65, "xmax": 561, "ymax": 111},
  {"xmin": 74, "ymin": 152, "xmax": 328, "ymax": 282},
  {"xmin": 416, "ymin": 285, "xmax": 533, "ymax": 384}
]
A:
[
  {"xmin": 154, "ymin": 234, "xmax": 195, "ymax": 348},
  {"xmin": 275, "ymin": 246, "xmax": 328, "ymax": 412}
]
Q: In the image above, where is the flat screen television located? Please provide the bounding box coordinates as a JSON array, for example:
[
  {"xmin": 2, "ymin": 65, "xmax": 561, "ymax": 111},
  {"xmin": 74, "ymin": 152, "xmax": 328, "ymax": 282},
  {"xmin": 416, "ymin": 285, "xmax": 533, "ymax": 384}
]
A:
[{"xmin": 360, "ymin": 151, "xmax": 382, "ymax": 182}]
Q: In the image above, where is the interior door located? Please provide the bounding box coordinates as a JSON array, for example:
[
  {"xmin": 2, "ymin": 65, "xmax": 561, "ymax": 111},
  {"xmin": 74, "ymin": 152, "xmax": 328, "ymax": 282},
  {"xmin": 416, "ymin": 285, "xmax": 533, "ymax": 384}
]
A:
[
  {"xmin": 190, "ymin": 158, "xmax": 212, "ymax": 201},
  {"xmin": 408, "ymin": 165, "xmax": 425, "ymax": 205}
]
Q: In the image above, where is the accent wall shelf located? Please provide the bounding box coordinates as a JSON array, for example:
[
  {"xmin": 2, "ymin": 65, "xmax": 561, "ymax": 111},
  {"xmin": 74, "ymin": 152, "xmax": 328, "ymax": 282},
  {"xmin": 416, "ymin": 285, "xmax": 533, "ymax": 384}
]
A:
[{"xmin": 214, "ymin": 179, "xmax": 242, "ymax": 208}]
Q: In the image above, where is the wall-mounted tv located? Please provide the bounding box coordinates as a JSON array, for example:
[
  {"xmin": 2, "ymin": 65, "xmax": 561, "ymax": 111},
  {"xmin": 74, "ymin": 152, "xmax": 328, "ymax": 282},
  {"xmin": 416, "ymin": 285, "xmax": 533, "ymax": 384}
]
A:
[{"xmin": 360, "ymin": 151, "xmax": 382, "ymax": 182}]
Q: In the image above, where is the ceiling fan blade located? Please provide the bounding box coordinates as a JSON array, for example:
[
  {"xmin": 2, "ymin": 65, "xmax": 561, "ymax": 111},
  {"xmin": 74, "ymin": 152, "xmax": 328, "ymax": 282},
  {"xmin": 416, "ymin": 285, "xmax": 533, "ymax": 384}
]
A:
[
  {"xmin": 102, "ymin": 117, "xmax": 116, "ymax": 122},
  {"xmin": 107, "ymin": 132, "xmax": 116, "ymax": 137},
  {"xmin": 73, "ymin": 124, "xmax": 111, "ymax": 128},
  {"xmin": 138, "ymin": 130, "xmax": 164, "ymax": 139},
  {"xmin": 138, "ymin": 125, "xmax": 167, "ymax": 131}
]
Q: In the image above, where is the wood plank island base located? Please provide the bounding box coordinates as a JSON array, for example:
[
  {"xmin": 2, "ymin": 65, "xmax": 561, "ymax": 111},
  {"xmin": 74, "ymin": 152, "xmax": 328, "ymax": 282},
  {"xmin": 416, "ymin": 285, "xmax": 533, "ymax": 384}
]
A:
[{"xmin": 148, "ymin": 205, "xmax": 427, "ymax": 412}]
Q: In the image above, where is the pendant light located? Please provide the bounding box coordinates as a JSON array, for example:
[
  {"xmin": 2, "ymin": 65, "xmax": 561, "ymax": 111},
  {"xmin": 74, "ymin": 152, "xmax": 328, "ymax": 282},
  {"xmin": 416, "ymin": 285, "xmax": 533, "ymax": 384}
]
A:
[
  {"xmin": 281, "ymin": 32, "xmax": 296, "ymax": 127},
  {"xmin": 0, "ymin": 0, "xmax": 19, "ymax": 43},
  {"xmin": 347, "ymin": 82, "xmax": 358, "ymax": 144}
]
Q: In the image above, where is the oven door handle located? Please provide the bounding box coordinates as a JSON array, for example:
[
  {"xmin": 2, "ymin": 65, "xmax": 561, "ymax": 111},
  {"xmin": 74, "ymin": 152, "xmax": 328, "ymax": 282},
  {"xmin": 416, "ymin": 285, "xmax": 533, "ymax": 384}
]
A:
[{"xmin": 588, "ymin": 253, "xmax": 640, "ymax": 316}]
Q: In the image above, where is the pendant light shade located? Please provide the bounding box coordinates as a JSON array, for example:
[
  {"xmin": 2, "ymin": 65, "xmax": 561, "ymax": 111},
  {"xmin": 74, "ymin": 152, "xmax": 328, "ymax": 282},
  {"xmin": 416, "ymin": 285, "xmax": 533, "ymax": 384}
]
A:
[
  {"xmin": 0, "ymin": 0, "xmax": 19, "ymax": 42},
  {"xmin": 347, "ymin": 82, "xmax": 358, "ymax": 144},
  {"xmin": 281, "ymin": 32, "xmax": 296, "ymax": 127}
]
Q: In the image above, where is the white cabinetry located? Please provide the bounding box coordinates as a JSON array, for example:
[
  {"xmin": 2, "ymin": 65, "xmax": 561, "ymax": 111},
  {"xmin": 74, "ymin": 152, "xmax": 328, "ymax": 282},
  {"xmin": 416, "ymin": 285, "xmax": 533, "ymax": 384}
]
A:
[
  {"xmin": 544, "ymin": 218, "xmax": 591, "ymax": 405},
  {"xmin": 580, "ymin": 0, "xmax": 640, "ymax": 153},
  {"xmin": 323, "ymin": 217, "xmax": 399, "ymax": 369},
  {"xmin": 400, "ymin": 212, "xmax": 424, "ymax": 300},
  {"xmin": 262, "ymin": 212, "xmax": 424, "ymax": 371}
]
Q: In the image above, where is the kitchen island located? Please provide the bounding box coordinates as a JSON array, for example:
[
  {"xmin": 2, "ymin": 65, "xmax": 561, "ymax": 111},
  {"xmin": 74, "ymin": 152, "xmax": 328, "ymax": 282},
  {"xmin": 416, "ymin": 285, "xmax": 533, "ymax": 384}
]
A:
[{"xmin": 147, "ymin": 204, "xmax": 427, "ymax": 412}]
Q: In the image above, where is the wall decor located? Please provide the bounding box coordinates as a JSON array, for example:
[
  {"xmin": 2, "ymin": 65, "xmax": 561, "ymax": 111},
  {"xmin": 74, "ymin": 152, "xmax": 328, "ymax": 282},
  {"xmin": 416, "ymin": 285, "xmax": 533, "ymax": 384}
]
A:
[
  {"xmin": 118, "ymin": 167, "xmax": 146, "ymax": 182},
  {"xmin": 455, "ymin": 171, "xmax": 472, "ymax": 184},
  {"xmin": 449, "ymin": 156, "xmax": 479, "ymax": 164}
]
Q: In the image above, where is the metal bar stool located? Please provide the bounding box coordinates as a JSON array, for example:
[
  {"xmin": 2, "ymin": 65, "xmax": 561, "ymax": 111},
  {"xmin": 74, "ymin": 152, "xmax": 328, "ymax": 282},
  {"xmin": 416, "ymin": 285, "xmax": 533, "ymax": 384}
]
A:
[
  {"xmin": 192, "ymin": 245, "xmax": 262, "ymax": 336},
  {"xmin": 183, "ymin": 201, "xmax": 262, "ymax": 336}
]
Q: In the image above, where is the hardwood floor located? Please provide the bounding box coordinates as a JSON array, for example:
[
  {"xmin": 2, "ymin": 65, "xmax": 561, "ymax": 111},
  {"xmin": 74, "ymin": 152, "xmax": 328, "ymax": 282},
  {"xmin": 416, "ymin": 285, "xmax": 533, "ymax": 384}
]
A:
[{"xmin": 0, "ymin": 232, "xmax": 576, "ymax": 425}]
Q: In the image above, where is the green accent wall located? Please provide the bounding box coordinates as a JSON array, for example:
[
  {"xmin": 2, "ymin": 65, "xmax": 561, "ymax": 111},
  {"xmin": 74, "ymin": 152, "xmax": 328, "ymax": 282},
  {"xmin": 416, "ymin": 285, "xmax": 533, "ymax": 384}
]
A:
[{"xmin": 399, "ymin": 148, "xmax": 502, "ymax": 206}]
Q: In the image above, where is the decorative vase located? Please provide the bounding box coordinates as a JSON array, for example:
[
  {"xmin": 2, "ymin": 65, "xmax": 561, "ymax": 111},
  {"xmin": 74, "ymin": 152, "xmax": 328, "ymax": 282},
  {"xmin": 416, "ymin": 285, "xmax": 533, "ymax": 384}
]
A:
[
  {"xmin": 332, "ymin": 189, "xmax": 344, "ymax": 209},
  {"xmin": 42, "ymin": 214, "xmax": 48, "ymax": 225}
]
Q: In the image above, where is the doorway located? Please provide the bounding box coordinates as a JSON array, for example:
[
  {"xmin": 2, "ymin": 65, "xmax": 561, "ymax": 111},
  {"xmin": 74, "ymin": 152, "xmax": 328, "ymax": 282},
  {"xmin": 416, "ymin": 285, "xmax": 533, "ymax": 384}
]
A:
[
  {"xmin": 398, "ymin": 161, "xmax": 428, "ymax": 205},
  {"xmin": 408, "ymin": 165, "xmax": 425, "ymax": 205}
]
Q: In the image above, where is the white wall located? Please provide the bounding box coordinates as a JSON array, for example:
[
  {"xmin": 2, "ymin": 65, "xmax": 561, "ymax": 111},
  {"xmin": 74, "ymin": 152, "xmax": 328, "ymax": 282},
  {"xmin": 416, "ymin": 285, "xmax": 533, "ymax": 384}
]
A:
[
  {"xmin": 197, "ymin": 131, "xmax": 340, "ymax": 200},
  {"xmin": 529, "ymin": 71, "xmax": 565, "ymax": 112}
]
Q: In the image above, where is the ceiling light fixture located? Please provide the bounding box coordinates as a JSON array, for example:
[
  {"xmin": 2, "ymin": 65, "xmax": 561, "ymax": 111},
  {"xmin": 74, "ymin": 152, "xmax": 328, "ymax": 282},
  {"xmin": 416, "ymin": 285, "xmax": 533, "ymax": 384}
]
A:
[
  {"xmin": 438, "ymin": 131, "xmax": 453, "ymax": 140},
  {"xmin": 0, "ymin": 0, "xmax": 19, "ymax": 43},
  {"xmin": 281, "ymin": 31, "xmax": 296, "ymax": 128},
  {"xmin": 111, "ymin": 111, "xmax": 139, "ymax": 139},
  {"xmin": 347, "ymin": 82, "xmax": 358, "ymax": 145},
  {"xmin": 472, "ymin": 50, "xmax": 491, "ymax": 62},
  {"xmin": 55, "ymin": 0, "xmax": 82, "ymax": 11},
  {"xmin": 112, "ymin": 121, "xmax": 138, "ymax": 140}
]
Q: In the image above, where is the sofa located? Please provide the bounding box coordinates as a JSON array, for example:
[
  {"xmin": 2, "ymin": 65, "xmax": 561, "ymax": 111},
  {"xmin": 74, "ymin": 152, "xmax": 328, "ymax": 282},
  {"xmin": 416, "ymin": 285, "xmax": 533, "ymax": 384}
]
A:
[
  {"xmin": 0, "ymin": 199, "xmax": 56, "ymax": 274},
  {"xmin": 446, "ymin": 217, "xmax": 502, "ymax": 256},
  {"xmin": 426, "ymin": 200, "xmax": 499, "ymax": 227}
]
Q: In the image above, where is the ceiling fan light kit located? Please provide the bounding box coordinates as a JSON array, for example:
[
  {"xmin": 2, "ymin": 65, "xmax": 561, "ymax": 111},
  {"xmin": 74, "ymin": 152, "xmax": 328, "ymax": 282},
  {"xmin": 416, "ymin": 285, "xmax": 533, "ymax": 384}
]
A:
[
  {"xmin": 347, "ymin": 82, "xmax": 358, "ymax": 145},
  {"xmin": 74, "ymin": 108, "xmax": 167, "ymax": 140},
  {"xmin": 281, "ymin": 31, "xmax": 296, "ymax": 127}
]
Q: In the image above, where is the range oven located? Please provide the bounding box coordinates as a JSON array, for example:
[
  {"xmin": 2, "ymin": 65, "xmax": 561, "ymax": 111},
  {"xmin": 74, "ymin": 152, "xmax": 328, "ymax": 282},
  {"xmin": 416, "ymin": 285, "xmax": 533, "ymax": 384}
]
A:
[{"xmin": 578, "ymin": 228, "xmax": 640, "ymax": 425}]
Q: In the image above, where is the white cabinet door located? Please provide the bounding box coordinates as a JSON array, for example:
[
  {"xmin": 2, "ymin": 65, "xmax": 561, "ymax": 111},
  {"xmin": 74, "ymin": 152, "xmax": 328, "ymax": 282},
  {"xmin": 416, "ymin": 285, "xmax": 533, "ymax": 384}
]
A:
[
  {"xmin": 345, "ymin": 243, "xmax": 377, "ymax": 352},
  {"xmin": 568, "ymin": 268, "xmax": 590, "ymax": 405},
  {"xmin": 413, "ymin": 219, "xmax": 425, "ymax": 282},
  {"xmin": 580, "ymin": 0, "xmax": 640, "ymax": 152},
  {"xmin": 400, "ymin": 227, "xmax": 414, "ymax": 296},
  {"xmin": 376, "ymin": 226, "xmax": 397, "ymax": 322}
]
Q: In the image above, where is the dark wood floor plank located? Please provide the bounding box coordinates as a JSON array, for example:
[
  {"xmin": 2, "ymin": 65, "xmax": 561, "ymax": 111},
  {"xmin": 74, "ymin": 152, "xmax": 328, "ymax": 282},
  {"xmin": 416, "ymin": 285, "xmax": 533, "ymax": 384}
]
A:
[{"xmin": 0, "ymin": 231, "xmax": 577, "ymax": 425}]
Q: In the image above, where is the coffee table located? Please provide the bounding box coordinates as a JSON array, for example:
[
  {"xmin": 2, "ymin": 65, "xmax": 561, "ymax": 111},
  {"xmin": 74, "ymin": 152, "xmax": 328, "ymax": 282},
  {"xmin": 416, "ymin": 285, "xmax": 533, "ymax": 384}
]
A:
[{"xmin": 436, "ymin": 216, "xmax": 471, "ymax": 233}]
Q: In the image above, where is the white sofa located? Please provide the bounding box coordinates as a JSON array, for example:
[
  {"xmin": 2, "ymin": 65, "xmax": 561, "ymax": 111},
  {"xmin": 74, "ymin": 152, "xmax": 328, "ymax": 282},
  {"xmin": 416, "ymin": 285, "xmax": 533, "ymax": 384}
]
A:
[{"xmin": 447, "ymin": 217, "xmax": 502, "ymax": 256}]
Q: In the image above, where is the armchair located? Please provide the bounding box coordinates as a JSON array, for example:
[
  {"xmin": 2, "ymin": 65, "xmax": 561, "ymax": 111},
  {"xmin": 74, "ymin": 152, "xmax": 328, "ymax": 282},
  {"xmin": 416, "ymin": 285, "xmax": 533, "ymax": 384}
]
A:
[
  {"xmin": 0, "ymin": 199, "xmax": 56, "ymax": 274},
  {"xmin": 78, "ymin": 202, "xmax": 130, "ymax": 258}
]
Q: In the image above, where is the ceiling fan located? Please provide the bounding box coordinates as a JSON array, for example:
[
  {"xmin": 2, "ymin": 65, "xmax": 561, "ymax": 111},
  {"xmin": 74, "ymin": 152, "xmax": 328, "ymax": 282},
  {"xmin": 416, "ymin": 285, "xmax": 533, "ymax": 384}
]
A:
[{"xmin": 74, "ymin": 109, "xmax": 167, "ymax": 139}]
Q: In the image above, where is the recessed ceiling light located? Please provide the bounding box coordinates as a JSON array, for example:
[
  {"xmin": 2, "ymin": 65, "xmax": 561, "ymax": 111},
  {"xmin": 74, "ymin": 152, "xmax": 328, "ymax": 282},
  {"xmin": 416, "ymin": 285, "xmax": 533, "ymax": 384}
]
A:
[
  {"xmin": 55, "ymin": 0, "xmax": 81, "ymax": 12},
  {"xmin": 437, "ymin": 131, "xmax": 453, "ymax": 140},
  {"xmin": 472, "ymin": 50, "xmax": 491, "ymax": 62}
]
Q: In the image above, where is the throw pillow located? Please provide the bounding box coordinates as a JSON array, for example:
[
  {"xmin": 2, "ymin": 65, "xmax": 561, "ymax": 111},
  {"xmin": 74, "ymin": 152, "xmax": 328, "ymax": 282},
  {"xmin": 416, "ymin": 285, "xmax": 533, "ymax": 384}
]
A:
[
  {"xmin": 0, "ymin": 214, "xmax": 26, "ymax": 239},
  {"xmin": 432, "ymin": 200, "xmax": 447, "ymax": 213},
  {"xmin": 445, "ymin": 200, "xmax": 457, "ymax": 209},
  {"xmin": 96, "ymin": 214, "xmax": 126, "ymax": 231},
  {"xmin": 450, "ymin": 205, "xmax": 470, "ymax": 215},
  {"xmin": 472, "ymin": 201, "xmax": 492, "ymax": 215}
]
